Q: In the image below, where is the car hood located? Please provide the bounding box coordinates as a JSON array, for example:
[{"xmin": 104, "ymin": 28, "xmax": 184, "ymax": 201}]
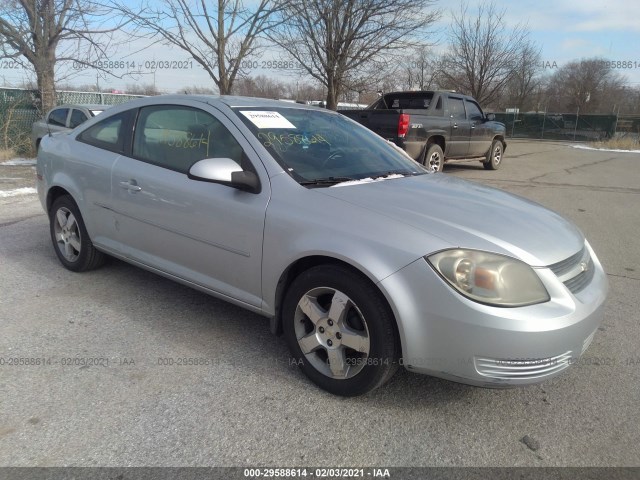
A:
[{"xmin": 318, "ymin": 174, "xmax": 584, "ymax": 266}]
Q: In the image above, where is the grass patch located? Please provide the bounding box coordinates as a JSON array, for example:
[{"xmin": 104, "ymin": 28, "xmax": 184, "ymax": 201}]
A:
[
  {"xmin": 0, "ymin": 148, "xmax": 16, "ymax": 161},
  {"xmin": 593, "ymin": 137, "xmax": 639, "ymax": 150}
]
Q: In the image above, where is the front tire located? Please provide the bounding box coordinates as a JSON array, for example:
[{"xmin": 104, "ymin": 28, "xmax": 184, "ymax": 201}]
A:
[
  {"xmin": 49, "ymin": 195, "xmax": 105, "ymax": 272},
  {"xmin": 423, "ymin": 143, "xmax": 445, "ymax": 172},
  {"xmin": 484, "ymin": 139, "xmax": 504, "ymax": 170},
  {"xmin": 283, "ymin": 265, "xmax": 400, "ymax": 396}
]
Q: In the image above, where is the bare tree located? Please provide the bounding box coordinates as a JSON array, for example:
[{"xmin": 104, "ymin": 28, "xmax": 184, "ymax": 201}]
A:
[
  {"xmin": 231, "ymin": 75, "xmax": 326, "ymax": 102},
  {"xmin": 182, "ymin": 84, "xmax": 218, "ymax": 95},
  {"xmin": 438, "ymin": 1, "xmax": 536, "ymax": 107},
  {"xmin": 336, "ymin": 58, "xmax": 403, "ymax": 103},
  {"xmin": 112, "ymin": 0, "xmax": 287, "ymax": 95},
  {"xmin": 0, "ymin": 1, "xmax": 124, "ymax": 113},
  {"xmin": 403, "ymin": 46, "xmax": 438, "ymax": 91},
  {"xmin": 125, "ymin": 82, "xmax": 161, "ymax": 95},
  {"xmin": 233, "ymin": 74, "xmax": 287, "ymax": 98},
  {"xmin": 269, "ymin": 0, "xmax": 439, "ymax": 110},
  {"xmin": 501, "ymin": 42, "xmax": 543, "ymax": 111},
  {"xmin": 283, "ymin": 80, "xmax": 324, "ymax": 102},
  {"xmin": 545, "ymin": 58, "xmax": 627, "ymax": 113}
]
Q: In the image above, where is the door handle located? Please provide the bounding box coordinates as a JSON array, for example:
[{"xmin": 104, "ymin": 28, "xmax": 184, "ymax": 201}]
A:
[
  {"xmin": 453, "ymin": 123, "xmax": 458, "ymax": 129},
  {"xmin": 119, "ymin": 180, "xmax": 142, "ymax": 192}
]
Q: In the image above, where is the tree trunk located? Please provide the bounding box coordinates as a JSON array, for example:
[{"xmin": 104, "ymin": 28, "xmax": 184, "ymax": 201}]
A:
[
  {"xmin": 36, "ymin": 64, "xmax": 56, "ymax": 114},
  {"xmin": 218, "ymin": 77, "xmax": 232, "ymax": 95},
  {"xmin": 326, "ymin": 76, "xmax": 339, "ymax": 110}
]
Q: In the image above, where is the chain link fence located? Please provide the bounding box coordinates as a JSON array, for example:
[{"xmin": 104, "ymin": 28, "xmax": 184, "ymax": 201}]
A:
[
  {"xmin": 493, "ymin": 112, "xmax": 640, "ymax": 141},
  {"xmin": 0, "ymin": 87, "xmax": 144, "ymax": 156}
]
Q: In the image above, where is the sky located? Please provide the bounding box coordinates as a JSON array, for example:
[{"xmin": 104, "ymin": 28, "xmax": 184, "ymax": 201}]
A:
[
  {"xmin": 494, "ymin": 0, "xmax": 640, "ymax": 86},
  {"xmin": 1, "ymin": 0, "xmax": 639, "ymax": 93}
]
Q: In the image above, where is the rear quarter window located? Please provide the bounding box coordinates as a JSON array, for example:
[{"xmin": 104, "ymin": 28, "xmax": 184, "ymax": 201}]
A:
[
  {"xmin": 48, "ymin": 108, "xmax": 69, "ymax": 127},
  {"xmin": 77, "ymin": 110, "xmax": 134, "ymax": 154}
]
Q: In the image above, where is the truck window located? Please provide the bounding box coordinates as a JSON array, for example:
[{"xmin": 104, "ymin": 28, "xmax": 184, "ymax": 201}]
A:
[
  {"xmin": 385, "ymin": 93, "xmax": 433, "ymax": 110},
  {"xmin": 449, "ymin": 98, "xmax": 466, "ymax": 119},
  {"xmin": 465, "ymin": 100, "xmax": 484, "ymax": 121}
]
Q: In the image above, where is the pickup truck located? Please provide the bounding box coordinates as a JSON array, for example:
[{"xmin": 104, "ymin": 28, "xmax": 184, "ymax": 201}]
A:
[{"xmin": 339, "ymin": 91, "xmax": 506, "ymax": 172}]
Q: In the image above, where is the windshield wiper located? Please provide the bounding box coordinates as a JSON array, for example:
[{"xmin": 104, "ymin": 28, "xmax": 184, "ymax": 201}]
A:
[{"xmin": 300, "ymin": 176, "xmax": 357, "ymax": 186}]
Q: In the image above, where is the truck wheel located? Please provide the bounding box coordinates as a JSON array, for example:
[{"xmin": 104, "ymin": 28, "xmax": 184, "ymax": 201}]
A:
[
  {"xmin": 423, "ymin": 144, "xmax": 444, "ymax": 172},
  {"xmin": 484, "ymin": 139, "xmax": 504, "ymax": 170}
]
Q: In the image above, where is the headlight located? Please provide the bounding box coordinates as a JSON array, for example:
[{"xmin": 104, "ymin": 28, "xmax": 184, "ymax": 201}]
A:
[{"xmin": 426, "ymin": 249, "xmax": 550, "ymax": 307}]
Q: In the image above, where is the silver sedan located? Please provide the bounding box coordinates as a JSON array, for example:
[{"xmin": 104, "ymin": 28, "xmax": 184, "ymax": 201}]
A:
[
  {"xmin": 36, "ymin": 95, "xmax": 608, "ymax": 396},
  {"xmin": 31, "ymin": 104, "xmax": 111, "ymax": 150}
]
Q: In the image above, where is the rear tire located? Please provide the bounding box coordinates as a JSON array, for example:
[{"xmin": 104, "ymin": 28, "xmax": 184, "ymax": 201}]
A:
[
  {"xmin": 49, "ymin": 195, "xmax": 105, "ymax": 272},
  {"xmin": 423, "ymin": 143, "xmax": 445, "ymax": 172},
  {"xmin": 283, "ymin": 265, "xmax": 400, "ymax": 396},
  {"xmin": 484, "ymin": 139, "xmax": 504, "ymax": 170}
]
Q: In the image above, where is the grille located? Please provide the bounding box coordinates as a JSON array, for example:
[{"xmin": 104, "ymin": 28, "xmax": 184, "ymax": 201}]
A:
[
  {"xmin": 548, "ymin": 247, "xmax": 586, "ymax": 277},
  {"xmin": 564, "ymin": 263, "xmax": 595, "ymax": 294},
  {"xmin": 474, "ymin": 351, "xmax": 573, "ymax": 380},
  {"xmin": 547, "ymin": 246, "xmax": 594, "ymax": 294}
]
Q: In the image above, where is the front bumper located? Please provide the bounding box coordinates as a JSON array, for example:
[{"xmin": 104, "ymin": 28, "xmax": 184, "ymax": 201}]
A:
[{"xmin": 378, "ymin": 243, "xmax": 608, "ymax": 387}]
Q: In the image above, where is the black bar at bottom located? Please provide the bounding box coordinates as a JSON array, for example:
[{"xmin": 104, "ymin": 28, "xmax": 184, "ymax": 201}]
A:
[{"xmin": 0, "ymin": 468, "xmax": 639, "ymax": 480}]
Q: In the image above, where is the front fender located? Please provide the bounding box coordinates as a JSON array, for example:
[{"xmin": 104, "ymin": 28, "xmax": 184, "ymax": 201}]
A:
[{"xmin": 260, "ymin": 176, "xmax": 452, "ymax": 315}]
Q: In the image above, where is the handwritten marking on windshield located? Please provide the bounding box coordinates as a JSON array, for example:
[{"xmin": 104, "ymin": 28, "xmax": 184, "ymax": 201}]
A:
[{"xmin": 258, "ymin": 132, "xmax": 331, "ymax": 152}]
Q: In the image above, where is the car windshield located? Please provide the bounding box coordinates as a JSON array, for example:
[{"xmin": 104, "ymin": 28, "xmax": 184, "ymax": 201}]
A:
[{"xmin": 232, "ymin": 107, "xmax": 426, "ymax": 186}]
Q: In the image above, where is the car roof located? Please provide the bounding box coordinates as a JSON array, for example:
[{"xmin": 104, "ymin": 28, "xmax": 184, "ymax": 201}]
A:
[
  {"xmin": 51, "ymin": 104, "xmax": 111, "ymax": 111},
  {"xmin": 103, "ymin": 94, "xmax": 320, "ymax": 111},
  {"xmin": 214, "ymin": 95, "xmax": 320, "ymax": 110},
  {"xmin": 76, "ymin": 95, "xmax": 331, "ymax": 120}
]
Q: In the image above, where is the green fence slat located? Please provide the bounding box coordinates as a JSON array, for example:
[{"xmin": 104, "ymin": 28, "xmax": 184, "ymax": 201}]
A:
[{"xmin": 493, "ymin": 112, "xmax": 622, "ymax": 141}]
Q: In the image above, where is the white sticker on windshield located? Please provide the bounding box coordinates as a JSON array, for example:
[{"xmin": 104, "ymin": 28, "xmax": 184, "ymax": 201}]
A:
[{"xmin": 240, "ymin": 111, "xmax": 296, "ymax": 129}]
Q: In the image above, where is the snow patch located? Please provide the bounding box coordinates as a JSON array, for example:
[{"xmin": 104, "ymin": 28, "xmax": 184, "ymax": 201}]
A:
[
  {"xmin": 570, "ymin": 145, "xmax": 640, "ymax": 154},
  {"xmin": 0, "ymin": 158, "xmax": 37, "ymax": 166},
  {"xmin": 0, "ymin": 187, "xmax": 37, "ymax": 198},
  {"xmin": 331, "ymin": 174, "xmax": 406, "ymax": 187}
]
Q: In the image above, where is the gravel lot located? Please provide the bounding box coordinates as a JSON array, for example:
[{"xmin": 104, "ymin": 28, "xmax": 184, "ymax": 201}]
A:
[{"xmin": 0, "ymin": 140, "xmax": 639, "ymax": 468}]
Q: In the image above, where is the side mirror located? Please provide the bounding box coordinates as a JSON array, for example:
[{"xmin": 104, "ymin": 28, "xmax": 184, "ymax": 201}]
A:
[
  {"xmin": 188, "ymin": 158, "xmax": 260, "ymax": 193},
  {"xmin": 485, "ymin": 113, "xmax": 496, "ymax": 121}
]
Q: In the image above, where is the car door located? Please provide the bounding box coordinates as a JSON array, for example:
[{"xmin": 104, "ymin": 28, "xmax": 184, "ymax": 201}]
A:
[
  {"xmin": 446, "ymin": 96, "xmax": 470, "ymax": 158},
  {"xmin": 465, "ymin": 99, "xmax": 493, "ymax": 156},
  {"xmin": 110, "ymin": 102, "xmax": 270, "ymax": 308}
]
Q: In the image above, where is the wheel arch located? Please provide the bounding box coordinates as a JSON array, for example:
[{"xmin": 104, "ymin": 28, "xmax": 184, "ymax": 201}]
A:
[
  {"xmin": 46, "ymin": 185, "xmax": 73, "ymax": 213},
  {"xmin": 45, "ymin": 171, "xmax": 87, "ymax": 215},
  {"xmin": 493, "ymin": 134, "xmax": 506, "ymax": 151},
  {"xmin": 425, "ymin": 134, "xmax": 446, "ymax": 154},
  {"xmin": 270, "ymin": 255, "xmax": 401, "ymax": 353}
]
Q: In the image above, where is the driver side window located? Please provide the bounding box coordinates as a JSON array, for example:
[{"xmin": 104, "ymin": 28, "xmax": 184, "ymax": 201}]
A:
[
  {"xmin": 133, "ymin": 105, "xmax": 244, "ymax": 174},
  {"xmin": 465, "ymin": 100, "xmax": 484, "ymax": 121}
]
